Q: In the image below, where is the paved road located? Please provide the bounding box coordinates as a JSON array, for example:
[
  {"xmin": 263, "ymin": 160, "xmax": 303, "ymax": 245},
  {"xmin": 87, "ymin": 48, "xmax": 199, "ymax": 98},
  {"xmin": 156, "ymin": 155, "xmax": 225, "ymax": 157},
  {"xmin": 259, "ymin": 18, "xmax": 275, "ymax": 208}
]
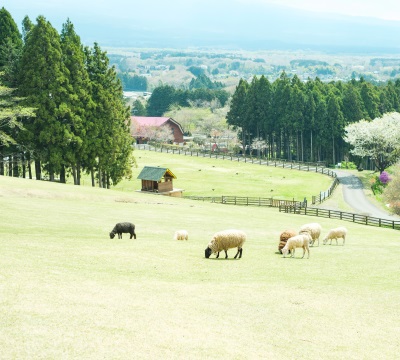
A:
[{"xmin": 334, "ymin": 170, "xmax": 399, "ymax": 220}]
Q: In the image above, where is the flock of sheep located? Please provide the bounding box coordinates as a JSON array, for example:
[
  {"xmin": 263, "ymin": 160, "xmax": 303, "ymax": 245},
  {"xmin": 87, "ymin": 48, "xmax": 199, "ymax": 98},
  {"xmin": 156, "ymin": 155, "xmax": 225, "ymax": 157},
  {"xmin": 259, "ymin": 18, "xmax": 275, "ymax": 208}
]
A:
[
  {"xmin": 110, "ymin": 222, "xmax": 347, "ymax": 260},
  {"xmin": 279, "ymin": 223, "xmax": 348, "ymax": 259}
]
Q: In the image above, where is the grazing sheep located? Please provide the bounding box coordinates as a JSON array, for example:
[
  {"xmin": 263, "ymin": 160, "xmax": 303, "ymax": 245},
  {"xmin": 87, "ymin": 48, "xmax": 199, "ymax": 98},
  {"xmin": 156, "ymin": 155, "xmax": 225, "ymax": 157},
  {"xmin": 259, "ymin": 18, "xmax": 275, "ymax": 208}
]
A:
[
  {"xmin": 278, "ymin": 229, "xmax": 297, "ymax": 254},
  {"xmin": 299, "ymin": 222, "xmax": 322, "ymax": 246},
  {"xmin": 323, "ymin": 226, "xmax": 347, "ymax": 245},
  {"xmin": 109, "ymin": 222, "xmax": 136, "ymax": 239},
  {"xmin": 205, "ymin": 229, "xmax": 246, "ymax": 259},
  {"xmin": 282, "ymin": 233, "xmax": 311, "ymax": 259},
  {"xmin": 174, "ymin": 230, "xmax": 189, "ymax": 241}
]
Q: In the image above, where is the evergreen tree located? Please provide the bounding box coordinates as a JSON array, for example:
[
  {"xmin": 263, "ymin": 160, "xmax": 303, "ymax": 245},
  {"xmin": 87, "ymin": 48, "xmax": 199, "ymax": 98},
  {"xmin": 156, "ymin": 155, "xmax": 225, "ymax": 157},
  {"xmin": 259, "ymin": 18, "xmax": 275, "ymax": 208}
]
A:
[
  {"xmin": 226, "ymin": 78, "xmax": 249, "ymax": 154},
  {"xmin": 84, "ymin": 43, "xmax": 133, "ymax": 188},
  {"xmin": 0, "ymin": 7, "xmax": 23, "ymax": 86},
  {"xmin": 18, "ymin": 16, "xmax": 71, "ymax": 181},
  {"xmin": 60, "ymin": 18, "xmax": 93, "ymax": 184}
]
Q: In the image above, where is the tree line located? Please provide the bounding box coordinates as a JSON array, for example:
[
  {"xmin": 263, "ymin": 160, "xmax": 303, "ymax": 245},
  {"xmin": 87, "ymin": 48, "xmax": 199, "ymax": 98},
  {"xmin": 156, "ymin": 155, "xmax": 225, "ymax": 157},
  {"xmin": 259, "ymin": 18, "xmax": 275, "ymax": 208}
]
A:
[
  {"xmin": 227, "ymin": 72, "xmax": 400, "ymax": 166},
  {"xmin": 0, "ymin": 7, "xmax": 134, "ymax": 187}
]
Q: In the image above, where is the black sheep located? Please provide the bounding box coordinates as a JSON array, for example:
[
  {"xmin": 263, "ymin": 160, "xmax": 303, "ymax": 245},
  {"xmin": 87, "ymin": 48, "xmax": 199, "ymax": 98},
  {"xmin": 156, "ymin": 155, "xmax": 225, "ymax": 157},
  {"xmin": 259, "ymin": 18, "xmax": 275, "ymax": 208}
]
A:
[{"xmin": 109, "ymin": 222, "xmax": 137, "ymax": 239}]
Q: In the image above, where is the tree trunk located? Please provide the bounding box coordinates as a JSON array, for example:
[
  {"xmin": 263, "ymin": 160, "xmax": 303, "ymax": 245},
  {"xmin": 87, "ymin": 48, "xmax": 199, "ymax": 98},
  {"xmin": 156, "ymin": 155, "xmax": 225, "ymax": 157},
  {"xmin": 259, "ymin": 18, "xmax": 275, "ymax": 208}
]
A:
[
  {"xmin": 76, "ymin": 162, "xmax": 81, "ymax": 185},
  {"xmin": 332, "ymin": 136, "xmax": 335, "ymax": 165},
  {"xmin": 60, "ymin": 165, "xmax": 66, "ymax": 183},
  {"xmin": 28, "ymin": 153, "xmax": 32, "ymax": 180},
  {"xmin": 91, "ymin": 169, "xmax": 95, "ymax": 187},
  {"xmin": 310, "ymin": 130, "xmax": 313, "ymax": 162},
  {"xmin": 35, "ymin": 160, "xmax": 41, "ymax": 180},
  {"xmin": 0, "ymin": 156, "xmax": 3, "ymax": 175},
  {"xmin": 12, "ymin": 155, "xmax": 19, "ymax": 177},
  {"xmin": 22, "ymin": 153, "xmax": 26, "ymax": 178},
  {"xmin": 72, "ymin": 165, "xmax": 77, "ymax": 185},
  {"xmin": 8, "ymin": 157, "xmax": 12, "ymax": 176},
  {"xmin": 98, "ymin": 168, "xmax": 102, "ymax": 188}
]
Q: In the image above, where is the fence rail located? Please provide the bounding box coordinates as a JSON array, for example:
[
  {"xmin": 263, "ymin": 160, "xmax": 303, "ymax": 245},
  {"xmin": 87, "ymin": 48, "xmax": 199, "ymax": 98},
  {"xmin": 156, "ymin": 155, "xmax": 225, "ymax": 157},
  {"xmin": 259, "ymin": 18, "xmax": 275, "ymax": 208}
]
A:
[
  {"xmin": 279, "ymin": 205, "xmax": 400, "ymax": 230},
  {"xmin": 184, "ymin": 195, "xmax": 304, "ymax": 208},
  {"xmin": 183, "ymin": 195, "xmax": 400, "ymax": 230}
]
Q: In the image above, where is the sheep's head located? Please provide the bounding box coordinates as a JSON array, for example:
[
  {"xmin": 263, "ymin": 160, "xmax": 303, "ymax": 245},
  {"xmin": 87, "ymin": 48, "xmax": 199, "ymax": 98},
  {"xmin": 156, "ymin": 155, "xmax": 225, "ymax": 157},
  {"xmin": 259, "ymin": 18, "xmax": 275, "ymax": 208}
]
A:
[
  {"xmin": 205, "ymin": 247, "xmax": 212, "ymax": 258},
  {"xmin": 281, "ymin": 247, "xmax": 289, "ymax": 257},
  {"xmin": 323, "ymin": 236, "xmax": 328, "ymax": 245},
  {"xmin": 109, "ymin": 232, "xmax": 115, "ymax": 239}
]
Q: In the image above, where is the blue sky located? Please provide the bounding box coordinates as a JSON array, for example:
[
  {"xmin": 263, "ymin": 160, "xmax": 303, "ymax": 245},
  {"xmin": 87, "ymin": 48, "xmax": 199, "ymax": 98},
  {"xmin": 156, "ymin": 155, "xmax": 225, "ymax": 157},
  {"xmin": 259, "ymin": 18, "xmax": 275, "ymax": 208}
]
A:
[{"xmin": 2, "ymin": 0, "xmax": 400, "ymax": 51}]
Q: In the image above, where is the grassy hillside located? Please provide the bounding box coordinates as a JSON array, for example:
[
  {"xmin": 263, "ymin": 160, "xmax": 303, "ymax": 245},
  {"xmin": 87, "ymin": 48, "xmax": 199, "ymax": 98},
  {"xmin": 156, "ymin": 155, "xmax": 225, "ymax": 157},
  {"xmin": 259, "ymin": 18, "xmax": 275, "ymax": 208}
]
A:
[
  {"xmin": 1, "ymin": 175, "xmax": 399, "ymax": 359},
  {"xmin": 112, "ymin": 149, "xmax": 333, "ymax": 200}
]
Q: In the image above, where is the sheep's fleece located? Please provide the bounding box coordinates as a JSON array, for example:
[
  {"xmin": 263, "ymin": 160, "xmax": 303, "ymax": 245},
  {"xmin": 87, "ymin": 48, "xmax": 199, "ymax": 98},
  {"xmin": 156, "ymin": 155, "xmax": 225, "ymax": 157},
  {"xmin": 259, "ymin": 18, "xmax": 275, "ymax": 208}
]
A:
[
  {"xmin": 174, "ymin": 230, "xmax": 189, "ymax": 240},
  {"xmin": 323, "ymin": 226, "xmax": 347, "ymax": 245},
  {"xmin": 299, "ymin": 222, "xmax": 322, "ymax": 246},
  {"xmin": 205, "ymin": 229, "xmax": 246, "ymax": 259},
  {"xmin": 282, "ymin": 233, "xmax": 311, "ymax": 259}
]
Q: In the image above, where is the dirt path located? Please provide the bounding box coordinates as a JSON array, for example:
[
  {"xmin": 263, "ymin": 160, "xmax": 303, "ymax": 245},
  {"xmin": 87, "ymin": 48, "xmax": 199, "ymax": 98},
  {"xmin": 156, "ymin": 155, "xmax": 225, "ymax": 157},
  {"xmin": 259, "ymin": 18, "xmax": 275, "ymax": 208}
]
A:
[{"xmin": 334, "ymin": 170, "xmax": 399, "ymax": 220}]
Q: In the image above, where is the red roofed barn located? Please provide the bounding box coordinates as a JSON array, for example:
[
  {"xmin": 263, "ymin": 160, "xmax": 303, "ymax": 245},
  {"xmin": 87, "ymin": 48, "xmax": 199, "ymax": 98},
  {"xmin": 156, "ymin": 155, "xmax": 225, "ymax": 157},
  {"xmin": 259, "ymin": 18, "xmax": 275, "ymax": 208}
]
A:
[{"xmin": 130, "ymin": 116, "xmax": 184, "ymax": 144}]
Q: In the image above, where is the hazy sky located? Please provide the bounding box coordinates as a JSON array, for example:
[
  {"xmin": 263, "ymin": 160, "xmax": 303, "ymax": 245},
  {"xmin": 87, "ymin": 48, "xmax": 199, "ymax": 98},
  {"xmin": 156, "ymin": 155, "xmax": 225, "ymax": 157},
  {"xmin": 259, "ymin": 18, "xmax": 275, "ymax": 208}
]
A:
[
  {"xmin": 2, "ymin": 0, "xmax": 400, "ymax": 50},
  {"xmin": 3, "ymin": 0, "xmax": 400, "ymax": 22}
]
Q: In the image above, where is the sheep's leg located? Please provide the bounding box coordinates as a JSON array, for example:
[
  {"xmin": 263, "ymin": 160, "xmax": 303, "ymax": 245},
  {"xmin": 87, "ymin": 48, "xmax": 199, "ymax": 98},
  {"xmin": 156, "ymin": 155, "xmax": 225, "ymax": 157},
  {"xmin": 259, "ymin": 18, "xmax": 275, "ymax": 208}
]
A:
[
  {"xmin": 343, "ymin": 236, "xmax": 345, "ymax": 245},
  {"xmin": 118, "ymin": 233, "xmax": 122, "ymax": 239},
  {"xmin": 216, "ymin": 252, "xmax": 220, "ymax": 258},
  {"xmin": 302, "ymin": 247, "xmax": 305, "ymax": 258},
  {"xmin": 234, "ymin": 248, "xmax": 242, "ymax": 259},
  {"xmin": 224, "ymin": 250, "xmax": 228, "ymax": 259},
  {"xmin": 291, "ymin": 248, "xmax": 295, "ymax": 258}
]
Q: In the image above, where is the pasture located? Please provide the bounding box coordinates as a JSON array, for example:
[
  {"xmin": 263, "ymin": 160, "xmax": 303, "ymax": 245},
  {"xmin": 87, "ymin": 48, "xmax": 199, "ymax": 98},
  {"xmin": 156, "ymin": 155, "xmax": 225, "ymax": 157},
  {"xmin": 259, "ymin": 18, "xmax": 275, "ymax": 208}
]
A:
[
  {"xmin": 112, "ymin": 149, "xmax": 333, "ymax": 199},
  {"xmin": 1, "ymin": 166, "xmax": 399, "ymax": 359}
]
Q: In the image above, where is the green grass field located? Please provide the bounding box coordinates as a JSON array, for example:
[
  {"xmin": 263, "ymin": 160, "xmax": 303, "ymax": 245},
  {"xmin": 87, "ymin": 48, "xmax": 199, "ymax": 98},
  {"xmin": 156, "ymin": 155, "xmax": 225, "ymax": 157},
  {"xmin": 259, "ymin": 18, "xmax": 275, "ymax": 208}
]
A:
[
  {"xmin": 112, "ymin": 149, "xmax": 333, "ymax": 200},
  {"xmin": 1, "ymin": 156, "xmax": 399, "ymax": 359}
]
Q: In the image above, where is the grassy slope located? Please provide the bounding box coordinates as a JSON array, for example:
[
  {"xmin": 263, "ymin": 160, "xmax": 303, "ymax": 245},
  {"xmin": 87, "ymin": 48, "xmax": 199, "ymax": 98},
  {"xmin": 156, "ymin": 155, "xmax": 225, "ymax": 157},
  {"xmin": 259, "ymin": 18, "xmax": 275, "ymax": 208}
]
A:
[
  {"xmin": 112, "ymin": 149, "xmax": 333, "ymax": 200},
  {"xmin": 1, "ymin": 162, "xmax": 399, "ymax": 359}
]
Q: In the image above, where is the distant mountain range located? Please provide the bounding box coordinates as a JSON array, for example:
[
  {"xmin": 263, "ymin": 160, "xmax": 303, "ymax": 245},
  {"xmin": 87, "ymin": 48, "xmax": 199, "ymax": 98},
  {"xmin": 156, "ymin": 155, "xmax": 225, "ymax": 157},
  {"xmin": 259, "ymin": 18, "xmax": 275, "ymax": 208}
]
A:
[{"xmin": 6, "ymin": 1, "xmax": 400, "ymax": 53}]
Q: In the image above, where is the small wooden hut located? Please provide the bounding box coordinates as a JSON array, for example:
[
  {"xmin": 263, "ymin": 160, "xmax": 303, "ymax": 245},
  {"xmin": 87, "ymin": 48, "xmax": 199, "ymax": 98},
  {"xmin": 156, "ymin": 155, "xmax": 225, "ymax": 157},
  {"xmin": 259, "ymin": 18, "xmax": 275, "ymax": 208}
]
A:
[{"xmin": 137, "ymin": 166, "xmax": 182, "ymax": 196}]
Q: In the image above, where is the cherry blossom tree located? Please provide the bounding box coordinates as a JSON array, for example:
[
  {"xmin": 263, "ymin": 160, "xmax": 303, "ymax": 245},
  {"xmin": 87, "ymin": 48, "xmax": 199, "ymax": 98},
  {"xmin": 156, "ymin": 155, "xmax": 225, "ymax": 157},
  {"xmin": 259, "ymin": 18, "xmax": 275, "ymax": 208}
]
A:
[{"xmin": 344, "ymin": 112, "xmax": 400, "ymax": 173}]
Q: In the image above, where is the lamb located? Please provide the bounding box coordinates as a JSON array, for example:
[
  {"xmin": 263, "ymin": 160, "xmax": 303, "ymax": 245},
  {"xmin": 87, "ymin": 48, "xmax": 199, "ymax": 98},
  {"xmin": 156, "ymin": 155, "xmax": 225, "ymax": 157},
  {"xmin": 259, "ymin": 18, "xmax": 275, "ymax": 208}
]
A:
[
  {"xmin": 281, "ymin": 233, "xmax": 311, "ymax": 259},
  {"xmin": 174, "ymin": 230, "xmax": 189, "ymax": 240},
  {"xmin": 278, "ymin": 229, "xmax": 297, "ymax": 254},
  {"xmin": 299, "ymin": 222, "xmax": 322, "ymax": 246},
  {"xmin": 323, "ymin": 226, "xmax": 347, "ymax": 245},
  {"xmin": 205, "ymin": 229, "xmax": 246, "ymax": 259},
  {"xmin": 109, "ymin": 222, "xmax": 136, "ymax": 239}
]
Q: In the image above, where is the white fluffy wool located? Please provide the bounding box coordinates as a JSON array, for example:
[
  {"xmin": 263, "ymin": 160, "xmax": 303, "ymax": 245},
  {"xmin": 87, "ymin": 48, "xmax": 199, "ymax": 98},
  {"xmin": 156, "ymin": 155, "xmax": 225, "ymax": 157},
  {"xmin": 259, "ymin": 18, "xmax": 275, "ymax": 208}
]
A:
[
  {"xmin": 282, "ymin": 233, "xmax": 311, "ymax": 259},
  {"xmin": 323, "ymin": 227, "xmax": 347, "ymax": 245},
  {"xmin": 208, "ymin": 229, "xmax": 246, "ymax": 254},
  {"xmin": 299, "ymin": 222, "xmax": 322, "ymax": 246},
  {"xmin": 174, "ymin": 230, "xmax": 189, "ymax": 240}
]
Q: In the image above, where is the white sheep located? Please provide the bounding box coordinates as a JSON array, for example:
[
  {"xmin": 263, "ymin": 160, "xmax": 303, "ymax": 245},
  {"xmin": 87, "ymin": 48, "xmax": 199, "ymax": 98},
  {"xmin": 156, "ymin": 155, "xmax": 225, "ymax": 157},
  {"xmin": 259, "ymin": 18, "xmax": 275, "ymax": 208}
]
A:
[
  {"xmin": 278, "ymin": 229, "xmax": 297, "ymax": 254},
  {"xmin": 174, "ymin": 230, "xmax": 189, "ymax": 241},
  {"xmin": 205, "ymin": 229, "xmax": 246, "ymax": 259},
  {"xmin": 323, "ymin": 226, "xmax": 347, "ymax": 245},
  {"xmin": 299, "ymin": 222, "xmax": 322, "ymax": 246},
  {"xmin": 282, "ymin": 233, "xmax": 311, "ymax": 259}
]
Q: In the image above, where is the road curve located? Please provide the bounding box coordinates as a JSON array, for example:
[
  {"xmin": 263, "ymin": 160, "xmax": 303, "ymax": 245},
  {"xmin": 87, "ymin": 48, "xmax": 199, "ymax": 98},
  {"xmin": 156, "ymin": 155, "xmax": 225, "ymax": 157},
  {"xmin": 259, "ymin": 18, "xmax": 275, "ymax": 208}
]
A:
[{"xmin": 334, "ymin": 170, "xmax": 399, "ymax": 220}]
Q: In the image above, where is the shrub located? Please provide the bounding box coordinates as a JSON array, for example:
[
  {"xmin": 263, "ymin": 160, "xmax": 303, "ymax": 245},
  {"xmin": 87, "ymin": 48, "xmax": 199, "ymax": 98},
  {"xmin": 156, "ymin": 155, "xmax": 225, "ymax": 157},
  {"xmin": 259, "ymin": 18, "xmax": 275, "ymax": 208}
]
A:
[{"xmin": 383, "ymin": 164, "xmax": 400, "ymax": 214}]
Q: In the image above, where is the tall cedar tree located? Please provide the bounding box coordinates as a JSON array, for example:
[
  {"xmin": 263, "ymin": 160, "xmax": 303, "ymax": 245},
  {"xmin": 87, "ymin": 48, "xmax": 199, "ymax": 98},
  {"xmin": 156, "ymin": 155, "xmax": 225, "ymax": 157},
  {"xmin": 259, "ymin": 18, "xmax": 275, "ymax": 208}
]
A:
[
  {"xmin": 0, "ymin": 7, "xmax": 23, "ymax": 86},
  {"xmin": 60, "ymin": 19, "xmax": 94, "ymax": 184},
  {"xmin": 84, "ymin": 43, "xmax": 133, "ymax": 188},
  {"xmin": 18, "ymin": 16, "xmax": 71, "ymax": 181},
  {"xmin": 226, "ymin": 78, "xmax": 249, "ymax": 154}
]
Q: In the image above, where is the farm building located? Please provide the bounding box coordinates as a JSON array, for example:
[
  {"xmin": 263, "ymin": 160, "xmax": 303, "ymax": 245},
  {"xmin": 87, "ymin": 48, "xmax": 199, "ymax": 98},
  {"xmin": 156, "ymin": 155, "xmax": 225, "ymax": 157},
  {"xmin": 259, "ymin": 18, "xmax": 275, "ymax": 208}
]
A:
[
  {"xmin": 137, "ymin": 166, "xmax": 183, "ymax": 197},
  {"xmin": 130, "ymin": 116, "xmax": 184, "ymax": 144}
]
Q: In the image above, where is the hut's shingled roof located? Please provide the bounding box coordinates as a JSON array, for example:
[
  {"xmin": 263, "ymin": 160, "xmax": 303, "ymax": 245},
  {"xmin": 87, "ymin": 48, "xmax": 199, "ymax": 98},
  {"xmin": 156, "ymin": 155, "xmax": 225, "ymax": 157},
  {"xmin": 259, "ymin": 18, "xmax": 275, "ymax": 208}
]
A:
[{"xmin": 137, "ymin": 166, "xmax": 177, "ymax": 181}]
